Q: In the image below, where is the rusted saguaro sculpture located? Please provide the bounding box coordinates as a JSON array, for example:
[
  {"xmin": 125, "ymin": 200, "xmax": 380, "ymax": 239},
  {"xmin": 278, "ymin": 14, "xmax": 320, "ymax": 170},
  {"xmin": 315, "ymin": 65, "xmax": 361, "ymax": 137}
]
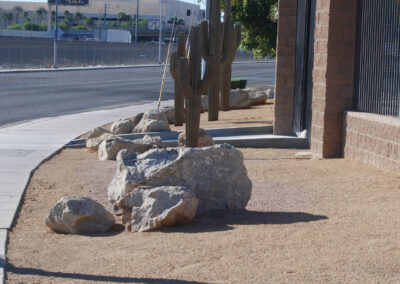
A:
[
  {"xmin": 170, "ymin": 32, "xmax": 186, "ymax": 126},
  {"xmin": 221, "ymin": 0, "xmax": 242, "ymax": 111},
  {"xmin": 206, "ymin": 0, "xmax": 222, "ymax": 121},
  {"xmin": 175, "ymin": 24, "xmax": 217, "ymax": 147}
]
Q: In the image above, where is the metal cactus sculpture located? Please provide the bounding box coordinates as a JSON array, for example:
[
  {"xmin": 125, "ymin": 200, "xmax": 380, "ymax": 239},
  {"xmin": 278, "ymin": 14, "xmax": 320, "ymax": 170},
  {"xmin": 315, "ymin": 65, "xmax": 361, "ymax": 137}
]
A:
[
  {"xmin": 173, "ymin": 23, "xmax": 218, "ymax": 147},
  {"xmin": 207, "ymin": 0, "xmax": 242, "ymax": 119},
  {"xmin": 170, "ymin": 32, "xmax": 186, "ymax": 126},
  {"xmin": 221, "ymin": 0, "xmax": 242, "ymax": 111}
]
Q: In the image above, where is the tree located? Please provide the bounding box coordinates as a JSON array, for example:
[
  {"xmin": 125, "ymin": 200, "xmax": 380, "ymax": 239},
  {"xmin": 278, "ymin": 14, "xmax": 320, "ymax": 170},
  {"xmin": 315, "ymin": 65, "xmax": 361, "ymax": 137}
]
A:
[
  {"xmin": 63, "ymin": 10, "xmax": 73, "ymax": 27},
  {"xmin": 85, "ymin": 17, "xmax": 94, "ymax": 28},
  {"xmin": 13, "ymin": 6, "xmax": 23, "ymax": 24},
  {"xmin": 23, "ymin": 11, "xmax": 30, "ymax": 22},
  {"xmin": 1, "ymin": 11, "xmax": 13, "ymax": 27},
  {"xmin": 231, "ymin": 0, "xmax": 277, "ymax": 58},
  {"xmin": 74, "ymin": 12, "xmax": 84, "ymax": 25},
  {"xmin": 35, "ymin": 7, "xmax": 47, "ymax": 24}
]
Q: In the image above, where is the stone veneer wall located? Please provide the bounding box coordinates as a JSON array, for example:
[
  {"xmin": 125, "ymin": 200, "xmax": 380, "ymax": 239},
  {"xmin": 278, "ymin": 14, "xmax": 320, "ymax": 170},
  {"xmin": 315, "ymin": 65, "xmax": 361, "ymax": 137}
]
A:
[
  {"xmin": 344, "ymin": 111, "xmax": 400, "ymax": 173},
  {"xmin": 273, "ymin": 0, "xmax": 297, "ymax": 135},
  {"xmin": 310, "ymin": 0, "xmax": 358, "ymax": 158}
]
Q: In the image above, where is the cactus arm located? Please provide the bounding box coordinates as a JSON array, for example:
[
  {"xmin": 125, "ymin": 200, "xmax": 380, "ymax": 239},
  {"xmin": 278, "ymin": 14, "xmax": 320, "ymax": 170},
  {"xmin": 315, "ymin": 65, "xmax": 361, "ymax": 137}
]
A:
[
  {"xmin": 170, "ymin": 52, "xmax": 178, "ymax": 81},
  {"xmin": 200, "ymin": 21, "xmax": 210, "ymax": 60}
]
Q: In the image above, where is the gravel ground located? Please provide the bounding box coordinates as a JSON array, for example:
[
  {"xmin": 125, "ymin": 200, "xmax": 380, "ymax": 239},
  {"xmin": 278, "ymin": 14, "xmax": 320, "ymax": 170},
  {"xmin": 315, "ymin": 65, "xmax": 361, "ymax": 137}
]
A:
[{"xmin": 5, "ymin": 146, "xmax": 400, "ymax": 283}]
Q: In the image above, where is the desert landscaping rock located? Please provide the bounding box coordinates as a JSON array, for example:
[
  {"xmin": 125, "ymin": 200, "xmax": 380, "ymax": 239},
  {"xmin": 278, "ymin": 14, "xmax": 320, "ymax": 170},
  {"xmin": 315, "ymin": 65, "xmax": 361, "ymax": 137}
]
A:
[
  {"xmin": 111, "ymin": 119, "xmax": 135, "ymax": 134},
  {"xmin": 201, "ymin": 95, "xmax": 208, "ymax": 112},
  {"xmin": 87, "ymin": 127, "xmax": 111, "ymax": 139},
  {"xmin": 244, "ymin": 88, "xmax": 268, "ymax": 105},
  {"xmin": 159, "ymin": 106, "xmax": 176, "ymax": 124},
  {"xmin": 229, "ymin": 89, "xmax": 252, "ymax": 109},
  {"xmin": 98, "ymin": 135, "xmax": 165, "ymax": 160},
  {"xmin": 45, "ymin": 196, "xmax": 115, "ymax": 234},
  {"xmin": 86, "ymin": 133, "xmax": 116, "ymax": 152},
  {"xmin": 116, "ymin": 186, "xmax": 198, "ymax": 232},
  {"xmin": 295, "ymin": 151, "xmax": 312, "ymax": 159},
  {"xmin": 108, "ymin": 144, "xmax": 252, "ymax": 214},
  {"xmin": 143, "ymin": 109, "xmax": 169, "ymax": 122},
  {"xmin": 133, "ymin": 119, "xmax": 171, "ymax": 133},
  {"xmin": 178, "ymin": 128, "xmax": 215, "ymax": 147}
]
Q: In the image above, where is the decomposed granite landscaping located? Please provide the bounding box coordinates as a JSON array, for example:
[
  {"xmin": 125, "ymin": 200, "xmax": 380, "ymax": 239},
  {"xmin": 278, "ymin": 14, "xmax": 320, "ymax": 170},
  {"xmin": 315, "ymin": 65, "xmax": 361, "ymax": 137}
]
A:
[{"xmin": 5, "ymin": 102, "xmax": 400, "ymax": 283}]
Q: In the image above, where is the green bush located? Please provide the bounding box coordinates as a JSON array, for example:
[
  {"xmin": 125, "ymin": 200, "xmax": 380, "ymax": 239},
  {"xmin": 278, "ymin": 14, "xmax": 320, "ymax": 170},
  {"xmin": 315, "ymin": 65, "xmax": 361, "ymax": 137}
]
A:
[
  {"xmin": 24, "ymin": 21, "xmax": 41, "ymax": 31},
  {"xmin": 71, "ymin": 25, "xmax": 89, "ymax": 30},
  {"xmin": 58, "ymin": 21, "xmax": 69, "ymax": 30},
  {"xmin": 40, "ymin": 21, "xmax": 48, "ymax": 31},
  {"xmin": 7, "ymin": 24, "xmax": 22, "ymax": 30},
  {"xmin": 231, "ymin": 78, "xmax": 247, "ymax": 89}
]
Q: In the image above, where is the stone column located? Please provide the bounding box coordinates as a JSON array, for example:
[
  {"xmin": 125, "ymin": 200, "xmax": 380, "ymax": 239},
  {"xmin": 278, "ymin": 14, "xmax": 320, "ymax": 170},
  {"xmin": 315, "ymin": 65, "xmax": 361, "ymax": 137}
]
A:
[
  {"xmin": 273, "ymin": 0, "xmax": 298, "ymax": 135},
  {"xmin": 310, "ymin": 0, "xmax": 358, "ymax": 158}
]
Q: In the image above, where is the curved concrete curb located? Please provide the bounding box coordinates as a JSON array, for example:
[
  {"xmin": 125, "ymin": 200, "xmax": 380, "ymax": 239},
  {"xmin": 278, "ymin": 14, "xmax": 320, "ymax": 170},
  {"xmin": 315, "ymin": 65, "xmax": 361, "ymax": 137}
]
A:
[{"xmin": 0, "ymin": 100, "xmax": 173, "ymax": 283}]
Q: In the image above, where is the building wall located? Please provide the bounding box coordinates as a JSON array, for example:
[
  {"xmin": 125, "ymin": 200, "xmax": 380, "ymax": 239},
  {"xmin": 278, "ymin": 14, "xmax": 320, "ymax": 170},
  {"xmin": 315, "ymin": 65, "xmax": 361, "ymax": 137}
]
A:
[
  {"xmin": 344, "ymin": 111, "xmax": 400, "ymax": 173},
  {"xmin": 273, "ymin": 0, "xmax": 297, "ymax": 135},
  {"xmin": 310, "ymin": 0, "xmax": 358, "ymax": 158}
]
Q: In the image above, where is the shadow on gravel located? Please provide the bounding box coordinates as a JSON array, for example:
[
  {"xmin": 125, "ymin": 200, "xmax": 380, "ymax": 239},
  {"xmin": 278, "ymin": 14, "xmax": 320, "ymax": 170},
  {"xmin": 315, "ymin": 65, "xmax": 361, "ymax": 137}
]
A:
[
  {"xmin": 6, "ymin": 263, "xmax": 208, "ymax": 284},
  {"xmin": 161, "ymin": 210, "xmax": 328, "ymax": 234}
]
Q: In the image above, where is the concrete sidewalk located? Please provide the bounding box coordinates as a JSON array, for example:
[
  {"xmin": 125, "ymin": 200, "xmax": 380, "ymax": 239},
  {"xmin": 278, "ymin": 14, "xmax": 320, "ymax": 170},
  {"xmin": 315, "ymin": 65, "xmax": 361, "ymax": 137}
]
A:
[{"xmin": 0, "ymin": 100, "xmax": 173, "ymax": 283}]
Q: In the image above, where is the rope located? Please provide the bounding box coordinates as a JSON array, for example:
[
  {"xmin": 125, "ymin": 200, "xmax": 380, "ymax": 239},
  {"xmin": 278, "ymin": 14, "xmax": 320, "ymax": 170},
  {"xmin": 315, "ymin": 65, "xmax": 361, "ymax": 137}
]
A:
[{"xmin": 157, "ymin": 2, "xmax": 180, "ymax": 109}]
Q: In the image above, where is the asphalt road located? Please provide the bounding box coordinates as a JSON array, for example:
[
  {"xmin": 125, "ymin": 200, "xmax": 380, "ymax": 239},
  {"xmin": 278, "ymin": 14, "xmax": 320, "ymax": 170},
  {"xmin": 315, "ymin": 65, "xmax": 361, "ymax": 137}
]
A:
[{"xmin": 0, "ymin": 61, "xmax": 275, "ymax": 127}]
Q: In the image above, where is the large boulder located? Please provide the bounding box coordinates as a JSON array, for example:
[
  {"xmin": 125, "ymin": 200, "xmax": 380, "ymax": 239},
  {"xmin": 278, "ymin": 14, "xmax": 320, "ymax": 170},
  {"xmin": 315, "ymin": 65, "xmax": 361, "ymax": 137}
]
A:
[
  {"xmin": 229, "ymin": 89, "xmax": 252, "ymax": 109},
  {"xmin": 159, "ymin": 106, "xmax": 175, "ymax": 124},
  {"xmin": 111, "ymin": 119, "xmax": 135, "ymax": 134},
  {"xmin": 108, "ymin": 144, "xmax": 252, "ymax": 214},
  {"xmin": 98, "ymin": 135, "xmax": 165, "ymax": 160},
  {"xmin": 243, "ymin": 88, "xmax": 268, "ymax": 106},
  {"xmin": 86, "ymin": 133, "xmax": 116, "ymax": 152},
  {"xmin": 133, "ymin": 119, "xmax": 171, "ymax": 133},
  {"xmin": 46, "ymin": 197, "xmax": 115, "ymax": 234},
  {"xmin": 143, "ymin": 109, "xmax": 169, "ymax": 122},
  {"xmin": 178, "ymin": 128, "xmax": 215, "ymax": 147},
  {"xmin": 116, "ymin": 186, "xmax": 198, "ymax": 232},
  {"xmin": 87, "ymin": 127, "xmax": 111, "ymax": 139}
]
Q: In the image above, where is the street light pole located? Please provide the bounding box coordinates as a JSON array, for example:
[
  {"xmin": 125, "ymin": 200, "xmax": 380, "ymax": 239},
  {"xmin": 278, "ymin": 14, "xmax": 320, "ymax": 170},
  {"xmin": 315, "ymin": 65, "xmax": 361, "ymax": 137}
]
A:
[
  {"xmin": 53, "ymin": 0, "xmax": 59, "ymax": 68},
  {"xmin": 135, "ymin": 0, "xmax": 139, "ymax": 43},
  {"xmin": 158, "ymin": 0, "xmax": 162, "ymax": 64}
]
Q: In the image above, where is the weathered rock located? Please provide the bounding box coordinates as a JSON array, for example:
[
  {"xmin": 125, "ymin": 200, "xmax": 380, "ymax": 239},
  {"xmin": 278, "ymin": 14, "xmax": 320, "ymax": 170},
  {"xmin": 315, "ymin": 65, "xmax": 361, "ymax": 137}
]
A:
[
  {"xmin": 86, "ymin": 133, "xmax": 116, "ymax": 152},
  {"xmin": 87, "ymin": 127, "xmax": 111, "ymax": 139},
  {"xmin": 266, "ymin": 87, "xmax": 274, "ymax": 99},
  {"xmin": 116, "ymin": 186, "xmax": 198, "ymax": 232},
  {"xmin": 228, "ymin": 89, "xmax": 252, "ymax": 109},
  {"xmin": 295, "ymin": 151, "xmax": 312, "ymax": 159},
  {"xmin": 98, "ymin": 135, "xmax": 165, "ymax": 160},
  {"xmin": 178, "ymin": 128, "xmax": 215, "ymax": 147},
  {"xmin": 133, "ymin": 113, "xmax": 144, "ymax": 125},
  {"xmin": 133, "ymin": 119, "xmax": 171, "ymax": 133},
  {"xmin": 108, "ymin": 144, "xmax": 252, "ymax": 214},
  {"xmin": 143, "ymin": 109, "xmax": 169, "ymax": 122},
  {"xmin": 244, "ymin": 88, "xmax": 268, "ymax": 106},
  {"xmin": 46, "ymin": 197, "xmax": 115, "ymax": 234},
  {"xmin": 201, "ymin": 95, "xmax": 209, "ymax": 112},
  {"xmin": 111, "ymin": 119, "xmax": 135, "ymax": 134},
  {"xmin": 159, "ymin": 106, "xmax": 175, "ymax": 124}
]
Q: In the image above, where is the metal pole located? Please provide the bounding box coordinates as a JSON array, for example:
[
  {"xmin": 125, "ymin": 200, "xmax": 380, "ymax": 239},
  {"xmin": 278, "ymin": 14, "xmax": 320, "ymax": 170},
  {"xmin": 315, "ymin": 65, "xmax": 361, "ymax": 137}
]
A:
[
  {"xmin": 53, "ymin": 0, "xmax": 58, "ymax": 68},
  {"xmin": 103, "ymin": 3, "xmax": 107, "ymax": 41},
  {"xmin": 135, "ymin": 0, "xmax": 139, "ymax": 43},
  {"xmin": 158, "ymin": 0, "xmax": 162, "ymax": 64}
]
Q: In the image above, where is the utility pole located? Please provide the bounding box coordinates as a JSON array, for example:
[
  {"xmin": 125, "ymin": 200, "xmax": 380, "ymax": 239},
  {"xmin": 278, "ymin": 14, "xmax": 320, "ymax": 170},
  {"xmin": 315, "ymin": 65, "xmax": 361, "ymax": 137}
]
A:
[
  {"xmin": 53, "ymin": 0, "xmax": 59, "ymax": 68},
  {"xmin": 158, "ymin": 0, "xmax": 162, "ymax": 64},
  {"xmin": 135, "ymin": 0, "xmax": 139, "ymax": 43},
  {"xmin": 103, "ymin": 3, "xmax": 107, "ymax": 41}
]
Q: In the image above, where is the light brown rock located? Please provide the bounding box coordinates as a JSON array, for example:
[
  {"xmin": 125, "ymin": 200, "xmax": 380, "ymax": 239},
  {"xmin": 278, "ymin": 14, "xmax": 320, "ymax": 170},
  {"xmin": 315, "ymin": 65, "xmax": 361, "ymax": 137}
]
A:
[
  {"xmin": 98, "ymin": 135, "xmax": 165, "ymax": 160},
  {"xmin": 116, "ymin": 186, "xmax": 198, "ymax": 232},
  {"xmin": 178, "ymin": 128, "xmax": 215, "ymax": 147},
  {"xmin": 46, "ymin": 196, "xmax": 115, "ymax": 234}
]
